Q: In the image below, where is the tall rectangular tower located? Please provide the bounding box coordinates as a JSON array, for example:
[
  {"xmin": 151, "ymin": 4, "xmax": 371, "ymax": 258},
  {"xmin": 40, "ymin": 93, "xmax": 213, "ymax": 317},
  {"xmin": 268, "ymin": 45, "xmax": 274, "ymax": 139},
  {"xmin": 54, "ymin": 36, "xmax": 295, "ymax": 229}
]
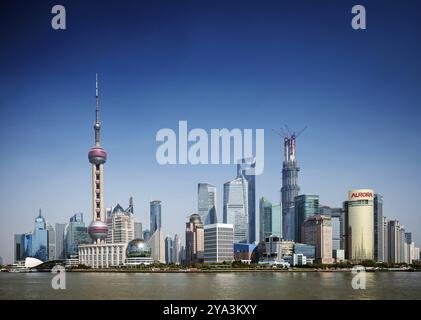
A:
[
  {"xmin": 198, "ymin": 183, "xmax": 217, "ymax": 225},
  {"xmin": 150, "ymin": 200, "xmax": 162, "ymax": 235},
  {"xmin": 374, "ymin": 194, "xmax": 384, "ymax": 262},
  {"xmin": 237, "ymin": 158, "xmax": 256, "ymax": 243},
  {"xmin": 278, "ymin": 130, "xmax": 305, "ymax": 241},
  {"xmin": 223, "ymin": 176, "xmax": 248, "ymax": 243},
  {"xmin": 294, "ymin": 194, "xmax": 319, "ymax": 243}
]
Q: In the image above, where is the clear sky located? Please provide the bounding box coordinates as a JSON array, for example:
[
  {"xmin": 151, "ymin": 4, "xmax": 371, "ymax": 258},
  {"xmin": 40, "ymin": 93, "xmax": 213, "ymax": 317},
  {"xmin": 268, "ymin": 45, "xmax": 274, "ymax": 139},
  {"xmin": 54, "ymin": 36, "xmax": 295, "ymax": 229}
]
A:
[{"xmin": 0, "ymin": 0, "xmax": 420, "ymax": 264}]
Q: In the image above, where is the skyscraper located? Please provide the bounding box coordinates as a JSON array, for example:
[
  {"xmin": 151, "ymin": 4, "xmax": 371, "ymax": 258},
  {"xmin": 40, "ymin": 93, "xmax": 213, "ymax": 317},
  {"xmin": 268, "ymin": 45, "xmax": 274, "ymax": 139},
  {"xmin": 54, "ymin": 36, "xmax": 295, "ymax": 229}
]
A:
[
  {"xmin": 383, "ymin": 217, "xmax": 388, "ymax": 263},
  {"xmin": 173, "ymin": 234, "xmax": 182, "ymax": 264},
  {"xmin": 47, "ymin": 223, "xmax": 56, "ymax": 261},
  {"xmin": 14, "ymin": 234, "xmax": 25, "ymax": 262},
  {"xmin": 320, "ymin": 206, "xmax": 344, "ymax": 251},
  {"xmin": 301, "ymin": 215, "xmax": 333, "ymax": 264},
  {"xmin": 272, "ymin": 203, "xmax": 282, "ymax": 239},
  {"xmin": 150, "ymin": 200, "xmax": 162, "ymax": 234},
  {"xmin": 106, "ymin": 201, "xmax": 134, "ymax": 244},
  {"xmin": 259, "ymin": 198, "xmax": 282, "ymax": 242},
  {"xmin": 24, "ymin": 233, "xmax": 32, "ymax": 259},
  {"xmin": 280, "ymin": 132, "xmax": 301, "ymax": 243},
  {"xmin": 399, "ymin": 226, "xmax": 406, "ymax": 263},
  {"xmin": 185, "ymin": 214, "xmax": 204, "ymax": 264},
  {"xmin": 147, "ymin": 227, "xmax": 165, "ymax": 263},
  {"xmin": 374, "ymin": 194, "xmax": 384, "ymax": 262},
  {"xmin": 237, "ymin": 157, "xmax": 256, "ymax": 243},
  {"xmin": 66, "ymin": 213, "xmax": 89, "ymax": 257},
  {"xmin": 165, "ymin": 236, "xmax": 174, "ymax": 264},
  {"xmin": 198, "ymin": 183, "xmax": 217, "ymax": 225},
  {"xmin": 204, "ymin": 223, "xmax": 234, "ymax": 263},
  {"xmin": 87, "ymin": 74, "xmax": 108, "ymax": 244},
  {"xmin": 55, "ymin": 223, "xmax": 67, "ymax": 260},
  {"xmin": 283, "ymin": 207, "xmax": 295, "ymax": 241},
  {"xmin": 404, "ymin": 232, "xmax": 412, "ymax": 264},
  {"xmin": 294, "ymin": 194, "xmax": 319, "ymax": 243},
  {"xmin": 387, "ymin": 219, "xmax": 400, "ymax": 263},
  {"xmin": 344, "ymin": 189, "xmax": 374, "ymax": 261},
  {"xmin": 32, "ymin": 209, "xmax": 48, "ymax": 261},
  {"xmin": 259, "ymin": 197, "xmax": 272, "ymax": 242},
  {"xmin": 223, "ymin": 175, "xmax": 248, "ymax": 243},
  {"xmin": 134, "ymin": 221, "xmax": 143, "ymax": 239},
  {"xmin": 330, "ymin": 215, "xmax": 340, "ymax": 252}
]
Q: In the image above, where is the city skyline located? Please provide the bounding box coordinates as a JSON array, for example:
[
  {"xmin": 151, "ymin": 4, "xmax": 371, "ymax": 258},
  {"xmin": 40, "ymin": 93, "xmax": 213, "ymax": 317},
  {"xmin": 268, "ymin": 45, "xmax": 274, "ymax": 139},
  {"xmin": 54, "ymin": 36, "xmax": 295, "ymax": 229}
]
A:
[{"xmin": 1, "ymin": 0, "xmax": 421, "ymax": 263}]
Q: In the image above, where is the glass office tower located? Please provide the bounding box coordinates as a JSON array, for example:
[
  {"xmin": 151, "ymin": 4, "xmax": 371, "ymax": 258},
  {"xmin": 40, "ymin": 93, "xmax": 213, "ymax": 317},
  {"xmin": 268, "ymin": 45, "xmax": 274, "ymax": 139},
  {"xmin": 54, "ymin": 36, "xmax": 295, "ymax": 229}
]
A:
[
  {"xmin": 259, "ymin": 197, "xmax": 272, "ymax": 242},
  {"xmin": 32, "ymin": 210, "xmax": 48, "ymax": 261},
  {"xmin": 150, "ymin": 200, "xmax": 162, "ymax": 235},
  {"xmin": 198, "ymin": 183, "xmax": 217, "ymax": 225},
  {"xmin": 294, "ymin": 194, "xmax": 319, "ymax": 243},
  {"xmin": 374, "ymin": 194, "xmax": 384, "ymax": 262},
  {"xmin": 237, "ymin": 158, "xmax": 256, "ymax": 243},
  {"xmin": 223, "ymin": 176, "xmax": 248, "ymax": 243}
]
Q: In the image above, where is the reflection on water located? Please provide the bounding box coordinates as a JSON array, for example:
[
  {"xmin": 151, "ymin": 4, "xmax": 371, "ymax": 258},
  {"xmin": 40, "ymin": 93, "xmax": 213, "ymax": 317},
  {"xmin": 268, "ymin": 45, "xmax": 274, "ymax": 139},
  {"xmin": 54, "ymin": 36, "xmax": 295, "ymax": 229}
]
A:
[{"xmin": 1, "ymin": 272, "xmax": 421, "ymax": 300}]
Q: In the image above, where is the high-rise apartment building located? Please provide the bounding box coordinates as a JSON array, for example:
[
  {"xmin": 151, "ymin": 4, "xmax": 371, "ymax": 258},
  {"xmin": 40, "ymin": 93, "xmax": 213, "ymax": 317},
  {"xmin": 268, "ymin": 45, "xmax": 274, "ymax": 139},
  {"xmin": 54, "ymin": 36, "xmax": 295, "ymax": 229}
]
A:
[
  {"xmin": 185, "ymin": 214, "xmax": 204, "ymax": 264},
  {"xmin": 320, "ymin": 206, "xmax": 344, "ymax": 251},
  {"xmin": 106, "ymin": 201, "xmax": 134, "ymax": 244},
  {"xmin": 301, "ymin": 215, "xmax": 333, "ymax": 264}
]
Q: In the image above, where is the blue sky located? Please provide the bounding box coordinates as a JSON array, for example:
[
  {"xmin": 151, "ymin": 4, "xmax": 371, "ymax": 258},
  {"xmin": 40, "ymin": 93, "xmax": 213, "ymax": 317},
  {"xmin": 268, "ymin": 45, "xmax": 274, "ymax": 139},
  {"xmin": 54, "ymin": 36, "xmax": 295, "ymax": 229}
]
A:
[{"xmin": 0, "ymin": 0, "xmax": 420, "ymax": 263}]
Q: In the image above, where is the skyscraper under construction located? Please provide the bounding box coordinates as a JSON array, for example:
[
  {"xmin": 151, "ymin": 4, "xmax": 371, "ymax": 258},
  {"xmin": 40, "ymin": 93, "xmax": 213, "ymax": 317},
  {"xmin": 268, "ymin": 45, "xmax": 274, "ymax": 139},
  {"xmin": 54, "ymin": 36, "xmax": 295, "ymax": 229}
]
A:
[{"xmin": 276, "ymin": 127, "xmax": 306, "ymax": 240}]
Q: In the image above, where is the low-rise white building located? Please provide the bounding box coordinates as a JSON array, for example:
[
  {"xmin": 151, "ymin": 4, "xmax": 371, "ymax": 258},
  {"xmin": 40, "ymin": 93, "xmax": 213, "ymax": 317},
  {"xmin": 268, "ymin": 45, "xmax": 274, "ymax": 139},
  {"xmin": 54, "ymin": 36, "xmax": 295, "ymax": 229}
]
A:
[
  {"xmin": 292, "ymin": 253, "xmax": 307, "ymax": 266},
  {"xmin": 79, "ymin": 242, "xmax": 127, "ymax": 268}
]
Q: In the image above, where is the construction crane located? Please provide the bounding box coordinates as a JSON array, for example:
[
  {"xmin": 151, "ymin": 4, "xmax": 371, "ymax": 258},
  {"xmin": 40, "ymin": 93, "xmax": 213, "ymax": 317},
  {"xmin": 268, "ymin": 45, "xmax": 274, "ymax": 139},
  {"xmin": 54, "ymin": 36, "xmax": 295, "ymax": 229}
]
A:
[
  {"xmin": 272, "ymin": 125, "xmax": 307, "ymax": 139},
  {"xmin": 272, "ymin": 125, "xmax": 307, "ymax": 161}
]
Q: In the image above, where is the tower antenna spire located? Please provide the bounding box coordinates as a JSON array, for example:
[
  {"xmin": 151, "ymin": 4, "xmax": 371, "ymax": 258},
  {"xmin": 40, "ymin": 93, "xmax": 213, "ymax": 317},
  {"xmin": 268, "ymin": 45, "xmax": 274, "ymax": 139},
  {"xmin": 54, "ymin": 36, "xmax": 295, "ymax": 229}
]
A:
[{"xmin": 95, "ymin": 73, "xmax": 101, "ymax": 146}]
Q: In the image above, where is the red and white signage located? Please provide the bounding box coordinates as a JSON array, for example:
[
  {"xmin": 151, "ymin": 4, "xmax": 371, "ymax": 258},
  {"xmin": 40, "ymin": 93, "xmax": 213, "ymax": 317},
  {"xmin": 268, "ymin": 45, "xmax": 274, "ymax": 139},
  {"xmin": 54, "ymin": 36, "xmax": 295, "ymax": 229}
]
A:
[{"xmin": 348, "ymin": 189, "xmax": 374, "ymax": 201}]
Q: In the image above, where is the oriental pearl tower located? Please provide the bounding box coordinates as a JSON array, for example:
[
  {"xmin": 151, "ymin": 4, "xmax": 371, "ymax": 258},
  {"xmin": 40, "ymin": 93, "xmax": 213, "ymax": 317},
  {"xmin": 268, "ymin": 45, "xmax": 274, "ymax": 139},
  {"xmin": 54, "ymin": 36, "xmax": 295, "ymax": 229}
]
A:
[{"xmin": 87, "ymin": 74, "xmax": 108, "ymax": 243}]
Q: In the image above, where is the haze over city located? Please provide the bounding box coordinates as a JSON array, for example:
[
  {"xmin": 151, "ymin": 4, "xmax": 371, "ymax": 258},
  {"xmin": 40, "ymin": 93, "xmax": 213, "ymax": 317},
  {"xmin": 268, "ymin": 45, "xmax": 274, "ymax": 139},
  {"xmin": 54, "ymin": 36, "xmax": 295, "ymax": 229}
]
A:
[{"xmin": 0, "ymin": 0, "xmax": 420, "ymax": 264}]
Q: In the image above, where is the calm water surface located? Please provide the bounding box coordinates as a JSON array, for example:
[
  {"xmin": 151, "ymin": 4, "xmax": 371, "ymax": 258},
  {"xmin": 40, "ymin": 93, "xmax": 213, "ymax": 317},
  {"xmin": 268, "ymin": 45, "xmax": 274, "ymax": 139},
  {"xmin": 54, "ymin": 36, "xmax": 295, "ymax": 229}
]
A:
[{"xmin": 1, "ymin": 272, "xmax": 421, "ymax": 299}]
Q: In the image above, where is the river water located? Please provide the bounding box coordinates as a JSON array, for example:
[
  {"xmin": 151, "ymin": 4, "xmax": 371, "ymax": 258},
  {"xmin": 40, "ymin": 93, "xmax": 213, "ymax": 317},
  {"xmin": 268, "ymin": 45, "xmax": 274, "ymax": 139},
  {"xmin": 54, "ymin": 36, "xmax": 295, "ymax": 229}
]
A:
[{"xmin": 1, "ymin": 271, "xmax": 421, "ymax": 299}]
